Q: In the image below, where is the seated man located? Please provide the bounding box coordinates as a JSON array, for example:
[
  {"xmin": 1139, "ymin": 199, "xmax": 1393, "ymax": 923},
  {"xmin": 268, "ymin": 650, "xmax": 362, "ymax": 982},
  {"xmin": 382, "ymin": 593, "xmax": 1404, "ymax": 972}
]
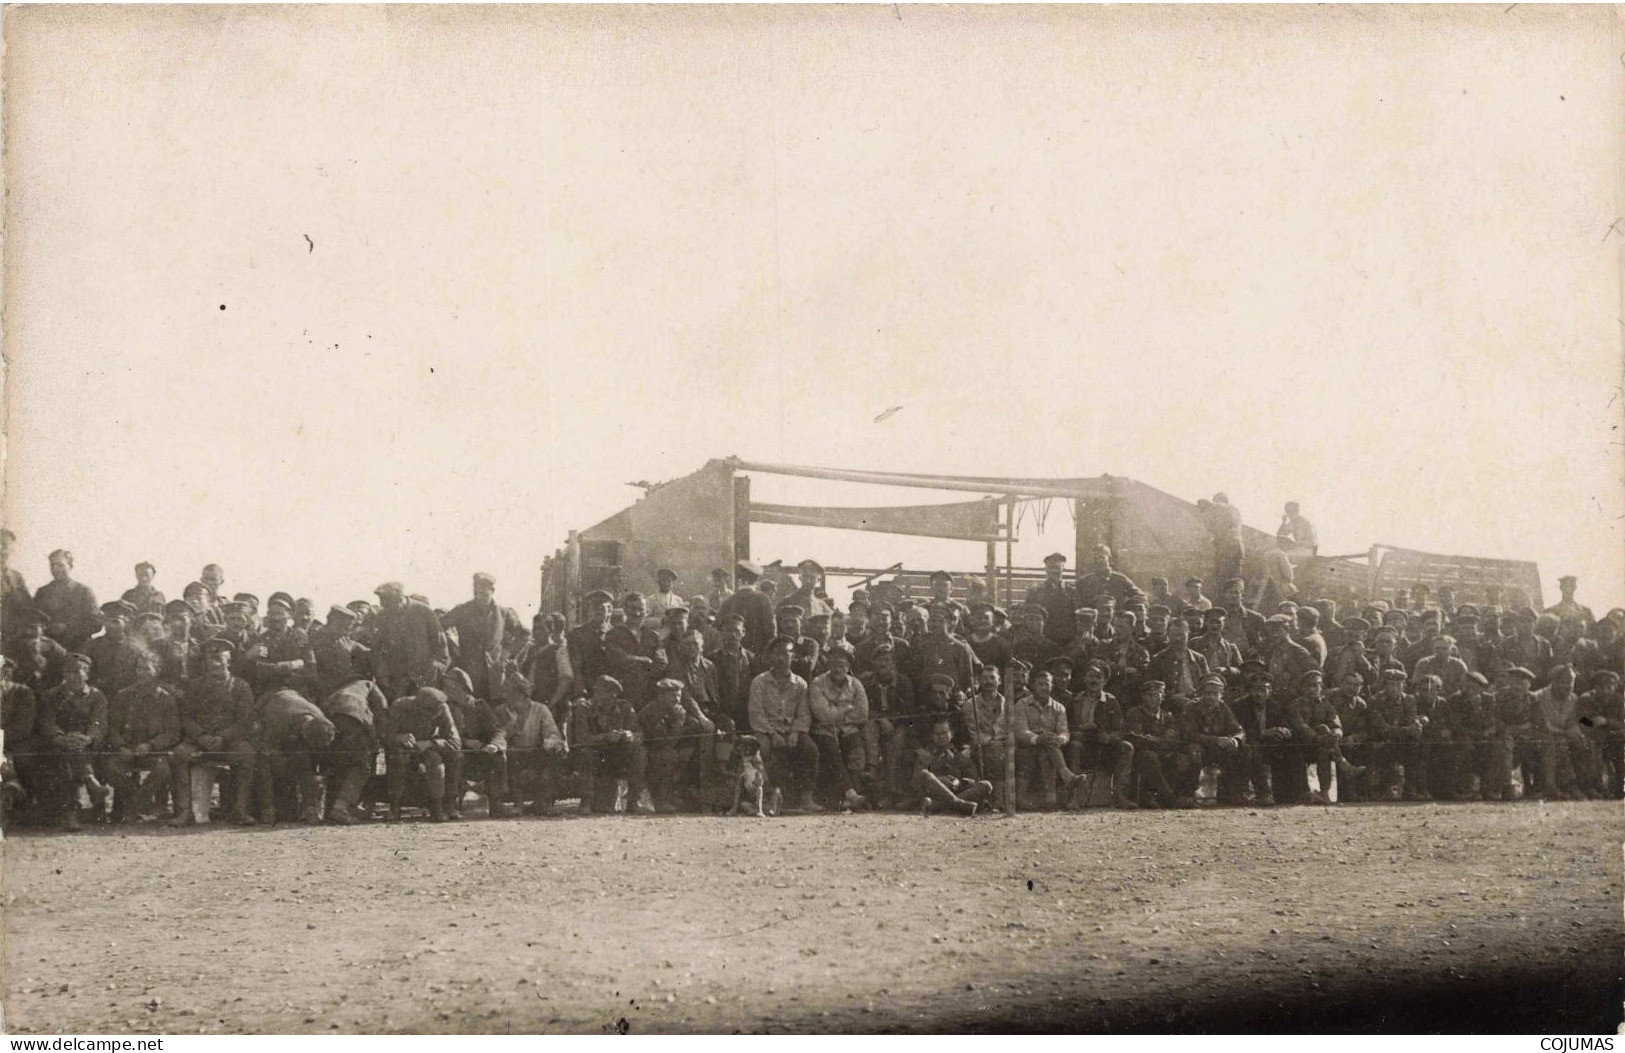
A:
[
  {"xmin": 808, "ymin": 648, "xmax": 869, "ymax": 810},
  {"xmin": 319, "ymin": 678, "xmax": 389, "ymax": 824},
  {"xmin": 571, "ymin": 674, "xmax": 649, "ymax": 815},
  {"xmin": 1178, "ymin": 673, "xmax": 1246, "ymax": 804},
  {"xmin": 1123, "ymin": 680, "xmax": 1196, "ymax": 808},
  {"xmin": 1534, "ymin": 663, "xmax": 1595, "ymax": 800},
  {"xmin": 857, "ymin": 642, "xmax": 913, "ymax": 807},
  {"xmin": 172, "ymin": 638, "xmax": 258, "ymax": 826},
  {"xmin": 913, "ymin": 717, "xmax": 992, "ymax": 816},
  {"xmin": 383, "ymin": 686, "xmax": 462, "ymax": 822},
  {"xmin": 1287, "ymin": 669, "xmax": 1344, "ymax": 804},
  {"xmin": 1013, "ymin": 669, "xmax": 1082, "ymax": 809},
  {"xmin": 1, "ymin": 656, "xmax": 39, "ymax": 816},
  {"xmin": 38, "ymin": 652, "xmax": 110, "ymax": 830},
  {"xmin": 747, "ymin": 636, "xmax": 821, "ymax": 813},
  {"xmin": 1490, "ymin": 666, "xmax": 1542, "ymax": 800},
  {"xmin": 1433, "ymin": 671, "xmax": 1496, "ymax": 800},
  {"xmin": 439, "ymin": 667, "xmax": 510, "ymax": 818},
  {"xmin": 1367, "ymin": 668, "xmax": 1426, "ymax": 800},
  {"xmin": 1230, "ymin": 665, "xmax": 1297, "ymax": 806},
  {"xmin": 255, "ymin": 687, "xmax": 336, "ymax": 824},
  {"xmin": 957, "ymin": 665, "xmax": 1010, "ymax": 808},
  {"xmin": 490, "ymin": 672, "xmax": 567, "ymax": 815},
  {"xmin": 641, "ymin": 677, "xmax": 715, "ymax": 813},
  {"xmin": 102, "ymin": 650, "xmax": 181, "ymax": 824},
  {"xmin": 1579, "ymin": 670, "xmax": 1624, "ymax": 798},
  {"xmin": 1065, "ymin": 659, "xmax": 1136, "ymax": 809}
]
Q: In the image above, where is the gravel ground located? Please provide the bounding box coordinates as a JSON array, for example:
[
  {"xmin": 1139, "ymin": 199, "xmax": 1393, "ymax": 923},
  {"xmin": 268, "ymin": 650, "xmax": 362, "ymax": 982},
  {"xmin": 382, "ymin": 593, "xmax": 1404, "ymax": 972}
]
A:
[{"xmin": 4, "ymin": 801, "xmax": 1620, "ymax": 1034}]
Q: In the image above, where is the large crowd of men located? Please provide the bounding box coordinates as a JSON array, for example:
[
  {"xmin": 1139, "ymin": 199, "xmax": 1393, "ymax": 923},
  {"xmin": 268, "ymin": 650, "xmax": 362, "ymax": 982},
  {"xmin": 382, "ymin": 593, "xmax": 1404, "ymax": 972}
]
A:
[{"xmin": 1, "ymin": 526, "xmax": 1620, "ymax": 831}]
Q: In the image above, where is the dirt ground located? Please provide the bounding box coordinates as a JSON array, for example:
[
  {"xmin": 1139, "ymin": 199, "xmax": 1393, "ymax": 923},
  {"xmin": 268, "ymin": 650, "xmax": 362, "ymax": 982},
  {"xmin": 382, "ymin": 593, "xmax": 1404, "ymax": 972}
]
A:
[{"xmin": 4, "ymin": 801, "xmax": 1620, "ymax": 1034}]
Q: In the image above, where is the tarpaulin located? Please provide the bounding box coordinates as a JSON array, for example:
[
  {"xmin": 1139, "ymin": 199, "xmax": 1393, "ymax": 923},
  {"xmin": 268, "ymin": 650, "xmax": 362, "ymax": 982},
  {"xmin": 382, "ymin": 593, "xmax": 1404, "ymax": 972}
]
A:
[{"xmin": 749, "ymin": 499, "xmax": 1003, "ymax": 542}]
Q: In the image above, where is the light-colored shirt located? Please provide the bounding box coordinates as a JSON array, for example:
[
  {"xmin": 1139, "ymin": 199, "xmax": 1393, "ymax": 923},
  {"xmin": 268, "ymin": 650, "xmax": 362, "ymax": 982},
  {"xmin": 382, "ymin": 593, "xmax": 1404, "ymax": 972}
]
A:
[
  {"xmin": 808, "ymin": 672, "xmax": 869, "ymax": 728},
  {"xmin": 748, "ymin": 670, "xmax": 811, "ymax": 736}
]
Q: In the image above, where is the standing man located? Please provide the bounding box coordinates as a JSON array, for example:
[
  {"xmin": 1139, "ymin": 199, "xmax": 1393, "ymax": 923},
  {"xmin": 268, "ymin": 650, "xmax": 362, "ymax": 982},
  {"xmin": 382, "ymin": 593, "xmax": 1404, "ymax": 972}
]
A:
[
  {"xmin": 912, "ymin": 603, "xmax": 981, "ymax": 696},
  {"xmin": 564, "ymin": 589, "xmax": 616, "ymax": 695},
  {"xmin": 1218, "ymin": 577, "xmax": 1267, "ymax": 659},
  {"xmin": 1183, "ymin": 577, "xmax": 1213, "ymax": 612},
  {"xmin": 1076, "ymin": 545, "xmax": 1144, "ymax": 612},
  {"xmin": 85, "ymin": 601, "xmax": 144, "ymax": 699},
  {"xmin": 445, "ymin": 572, "xmax": 527, "ymax": 700},
  {"xmin": 719, "ymin": 561, "xmax": 777, "ymax": 655},
  {"xmin": 645, "ymin": 569, "xmax": 684, "ymax": 628},
  {"xmin": 0, "ymin": 529, "xmax": 31, "ymax": 641},
  {"xmin": 1194, "ymin": 607, "xmax": 1244, "ymax": 687},
  {"xmin": 706, "ymin": 568, "xmax": 734, "ymax": 612},
  {"xmin": 199, "ymin": 565, "xmax": 227, "ymax": 618},
  {"xmin": 34, "ymin": 550, "xmax": 99, "ymax": 652},
  {"xmin": 1545, "ymin": 576, "xmax": 1595, "ymax": 628},
  {"xmin": 1252, "ymin": 537, "xmax": 1298, "ymax": 612},
  {"xmin": 1200, "ymin": 494, "xmax": 1245, "ymax": 587},
  {"xmin": 1025, "ymin": 553, "xmax": 1079, "ymax": 646},
  {"xmin": 372, "ymin": 582, "xmax": 450, "ymax": 700},
  {"xmin": 121, "ymin": 562, "xmax": 167, "ymax": 616}
]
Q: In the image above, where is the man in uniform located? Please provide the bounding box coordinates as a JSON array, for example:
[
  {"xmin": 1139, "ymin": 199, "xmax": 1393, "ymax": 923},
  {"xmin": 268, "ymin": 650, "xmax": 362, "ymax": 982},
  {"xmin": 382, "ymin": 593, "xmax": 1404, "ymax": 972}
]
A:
[
  {"xmin": 718, "ymin": 561, "xmax": 777, "ymax": 653},
  {"xmin": 1024, "ymin": 553, "xmax": 1078, "ymax": 645},
  {"xmin": 1123, "ymin": 680, "xmax": 1196, "ymax": 808},
  {"xmin": 1367, "ymin": 667, "xmax": 1426, "ymax": 800},
  {"xmin": 445, "ymin": 572, "xmax": 527, "ymax": 700},
  {"xmin": 572, "ymin": 675, "xmax": 650, "ymax": 815},
  {"xmin": 252, "ymin": 596, "xmax": 317, "ymax": 694},
  {"xmin": 121, "ymin": 562, "xmax": 167, "ymax": 616},
  {"xmin": 1578, "ymin": 670, "xmax": 1624, "ymax": 798},
  {"xmin": 1013, "ymin": 668, "xmax": 1082, "ymax": 809},
  {"xmin": 39, "ymin": 652, "xmax": 110, "ymax": 829},
  {"xmin": 808, "ymin": 648, "xmax": 869, "ymax": 810},
  {"xmin": 1010, "ymin": 604, "xmax": 1063, "ymax": 671},
  {"xmin": 1217, "ymin": 578, "xmax": 1266, "ymax": 660},
  {"xmin": 103, "ymin": 650, "xmax": 181, "ymax": 824},
  {"xmin": 1, "ymin": 656, "xmax": 39, "ymax": 813},
  {"xmin": 643, "ymin": 568, "xmax": 684, "ymax": 628},
  {"xmin": 490, "ymin": 673, "xmax": 568, "ymax": 814},
  {"xmin": 1076, "ymin": 545, "xmax": 1144, "ymax": 613},
  {"xmin": 1287, "ymin": 669, "xmax": 1344, "ymax": 804},
  {"xmin": 1200, "ymin": 494, "xmax": 1245, "ymax": 586},
  {"xmin": 706, "ymin": 568, "xmax": 734, "ymax": 612},
  {"xmin": 255, "ymin": 687, "xmax": 336, "ymax": 824},
  {"xmin": 1545, "ymin": 575, "xmax": 1596, "ymax": 627},
  {"xmin": 1412, "ymin": 633, "xmax": 1470, "ymax": 697},
  {"xmin": 1179, "ymin": 673, "xmax": 1247, "ymax": 805},
  {"xmin": 1533, "ymin": 663, "xmax": 1594, "ymax": 799},
  {"xmin": 607, "ymin": 593, "xmax": 664, "ymax": 707},
  {"xmin": 153, "ymin": 601, "xmax": 199, "ymax": 688},
  {"xmin": 199, "ymin": 564, "xmax": 226, "ymax": 617},
  {"xmin": 0, "ymin": 529, "xmax": 31, "ymax": 642},
  {"xmin": 373, "ymin": 582, "xmax": 450, "ymax": 700},
  {"xmin": 318, "ymin": 677, "xmax": 390, "ymax": 823},
  {"xmin": 34, "ymin": 550, "xmax": 100, "ymax": 652},
  {"xmin": 439, "ymin": 667, "xmax": 511, "ymax": 819},
  {"xmin": 912, "ymin": 603, "xmax": 981, "ymax": 696},
  {"xmin": 1261, "ymin": 614, "xmax": 1319, "ymax": 699},
  {"xmin": 172, "ymin": 638, "xmax": 259, "ymax": 825},
  {"xmin": 963, "ymin": 602, "xmax": 1012, "ymax": 675},
  {"xmin": 183, "ymin": 581, "xmax": 223, "ymax": 638},
  {"xmin": 1066, "ymin": 659, "xmax": 1136, "ymax": 808},
  {"xmin": 748, "ymin": 635, "xmax": 821, "ymax": 813},
  {"xmin": 1231, "ymin": 666, "xmax": 1301, "ymax": 806},
  {"xmin": 1490, "ymin": 666, "xmax": 1542, "ymax": 799},
  {"xmin": 641, "ymin": 677, "xmax": 716, "ymax": 812},
  {"xmin": 313, "ymin": 605, "xmax": 372, "ymax": 696},
  {"xmin": 1146, "ymin": 616, "xmax": 1211, "ymax": 709},
  {"xmin": 913, "ymin": 717, "xmax": 992, "ymax": 816},
  {"xmin": 957, "ymin": 665, "xmax": 1008, "ymax": 806},
  {"xmin": 858, "ymin": 642, "xmax": 914, "ymax": 806},
  {"xmin": 383, "ymin": 685, "xmax": 462, "ymax": 822},
  {"xmin": 85, "ymin": 600, "xmax": 143, "ymax": 699}
]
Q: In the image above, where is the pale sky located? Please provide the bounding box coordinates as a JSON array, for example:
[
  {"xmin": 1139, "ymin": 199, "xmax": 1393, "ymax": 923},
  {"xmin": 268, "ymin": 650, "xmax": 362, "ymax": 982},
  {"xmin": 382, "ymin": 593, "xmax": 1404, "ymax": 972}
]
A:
[{"xmin": 5, "ymin": 5, "xmax": 1622, "ymax": 621}]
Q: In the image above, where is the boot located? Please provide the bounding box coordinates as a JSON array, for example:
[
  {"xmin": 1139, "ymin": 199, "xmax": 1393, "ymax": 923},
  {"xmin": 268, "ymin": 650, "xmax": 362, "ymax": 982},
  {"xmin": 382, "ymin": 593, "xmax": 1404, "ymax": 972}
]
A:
[
  {"xmin": 328, "ymin": 772, "xmax": 367, "ymax": 825},
  {"xmin": 61, "ymin": 806, "xmax": 82, "ymax": 832},
  {"xmin": 487, "ymin": 777, "xmax": 515, "ymax": 818},
  {"xmin": 299, "ymin": 774, "xmax": 325, "ymax": 824},
  {"xmin": 229, "ymin": 762, "xmax": 257, "ymax": 824},
  {"xmin": 794, "ymin": 790, "xmax": 823, "ymax": 813},
  {"xmin": 424, "ymin": 767, "xmax": 449, "ymax": 821}
]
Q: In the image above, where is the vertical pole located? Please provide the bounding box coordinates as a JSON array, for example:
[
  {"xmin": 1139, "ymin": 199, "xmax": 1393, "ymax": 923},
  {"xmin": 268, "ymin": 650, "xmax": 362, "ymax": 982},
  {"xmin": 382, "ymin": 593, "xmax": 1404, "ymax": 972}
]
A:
[
  {"xmin": 985, "ymin": 540, "xmax": 997, "ymax": 605},
  {"xmin": 1004, "ymin": 497, "xmax": 1017, "ymax": 814}
]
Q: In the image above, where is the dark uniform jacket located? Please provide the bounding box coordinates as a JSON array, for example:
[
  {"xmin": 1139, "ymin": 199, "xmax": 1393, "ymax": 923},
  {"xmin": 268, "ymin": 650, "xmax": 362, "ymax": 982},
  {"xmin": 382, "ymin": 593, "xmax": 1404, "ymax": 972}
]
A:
[
  {"xmin": 1023, "ymin": 582, "xmax": 1079, "ymax": 644},
  {"xmin": 323, "ymin": 679, "xmax": 389, "ymax": 732},
  {"xmin": 1179, "ymin": 697, "xmax": 1244, "ymax": 746},
  {"xmin": 120, "ymin": 585, "xmax": 167, "ymax": 616},
  {"xmin": 375, "ymin": 600, "xmax": 449, "ymax": 689},
  {"xmin": 107, "ymin": 681, "xmax": 182, "ymax": 752},
  {"xmin": 33, "ymin": 579, "xmax": 100, "ymax": 651},
  {"xmin": 446, "ymin": 694, "xmax": 502, "ymax": 748},
  {"xmin": 2, "ymin": 681, "xmax": 38, "ymax": 746},
  {"xmin": 253, "ymin": 627, "xmax": 317, "ymax": 693},
  {"xmin": 84, "ymin": 633, "xmax": 144, "ymax": 698},
  {"xmin": 718, "ymin": 586, "xmax": 776, "ymax": 654},
  {"xmin": 40, "ymin": 684, "xmax": 108, "ymax": 748},
  {"xmin": 180, "ymin": 673, "xmax": 257, "ymax": 745},
  {"xmin": 256, "ymin": 689, "xmax": 334, "ymax": 751},
  {"xmin": 384, "ymin": 693, "xmax": 460, "ymax": 750}
]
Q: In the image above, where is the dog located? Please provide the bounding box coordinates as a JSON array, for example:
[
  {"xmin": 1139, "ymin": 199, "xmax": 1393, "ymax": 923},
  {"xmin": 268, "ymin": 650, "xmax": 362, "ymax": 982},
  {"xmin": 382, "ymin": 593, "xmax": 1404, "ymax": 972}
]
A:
[{"xmin": 728, "ymin": 735, "xmax": 774, "ymax": 817}]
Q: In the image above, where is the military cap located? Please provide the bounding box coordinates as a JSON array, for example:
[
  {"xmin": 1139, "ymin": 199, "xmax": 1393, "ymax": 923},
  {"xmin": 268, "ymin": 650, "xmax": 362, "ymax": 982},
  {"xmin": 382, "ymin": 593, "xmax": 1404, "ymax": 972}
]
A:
[
  {"xmin": 1341, "ymin": 616, "xmax": 1371, "ymax": 632},
  {"xmin": 824, "ymin": 647, "xmax": 853, "ymax": 665},
  {"xmin": 232, "ymin": 592, "xmax": 260, "ymax": 608},
  {"xmin": 1373, "ymin": 625, "xmax": 1399, "ymax": 639},
  {"xmin": 134, "ymin": 612, "xmax": 163, "ymax": 628},
  {"xmin": 1148, "ymin": 604, "xmax": 1171, "ymax": 617},
  {"xmin": 1043, "ymin": 553, "xmax": 1068, "ymax": 566},
  {"xmin": 100, "ymin": 600, "xmax": 137, "ymax": 617},
  {"xmin": 1558, "ymin": 574, "xmax": 1577, "ymax": 585},
  {"xmin": 268, "ymin": 591, "xmax": 296, "ymax": 610},
  {"xmin": 48, "ymin": 549, "xmax": 73, "ymax": 564},
  {"xmin": 1368, "ymin": 600, "xmax": 1391, "ymax": 613},
  {"xmin": 797, "ymin": 558, "xmax": 824, "ymax": 573},
  {"xmin": 870, "ymin": 601, "xmax": 896, "ymax": 617},
  {"xmin": 654, "ymin": 568, "xmax": 677, "ymax": 582},
  {"xmin": 221, "ymin": 600, "xmax": 250, "ymax": 616},
  {"xmin": 1503, "ymin": 666, "xmax": 1536, "ymax": 681},
  {"xmin": 1464, "ymin": 671, "xmax": 1490, "ymax": 687},
  {"xmin": 927, "ymin": 672, "xmax": 957, "ymax": 690},
  {"xmin": 1383, "ymin": 609, "xmax": 1410, "ymax": 623},
  {"xmin": 929, "ymin": 570, "xmax": 955, "ymax": 584},
  {"xmin": 1264, "ymin": 613, "xmax": 1294, "ymax": 626},
  {"xmin": 1082, "ymin": 658, "xmax": 1110, "ymax": 676},
  {"xmin": 1140, "ymin": 679, "xmax": 1166, "ymax": 693},
  {"xmin": 869, "ymin": 642, "xmax": 895, "ymax": 658},
  {"xmin": 1180, "ymin": 606, "xmax": 1204, "ymax": 618},
  {"xmin": 414, "ymin": 686, "xmax": 449, "ymax": 705},
  {"xmin": 766, "ymin": 634, "xmax": 797, "ymax": 651},
  {"xmin": 1380, "ymin": 668, "xmax": 1410, "ymax": 682},
  {"xmin": 183, "ymin": 580, "xmax": 208, "ymax": 597},
  {"xmin": 1185, "ymin": 576, "xmax": 1203, "ymax": 587},
  {"xmin": 1297, "ymin": 668, "xmax": 1324, "ymax": 684},
  {"xmin": 969, "ymin": 601, "xmax": 995, "ymax": 616},
  {"xmin": 66, "ymin": 652, "xmax": 93, "ymax": 669},
  {"xmin": 163, "ymin": 599, "xmax": 193, "ymax": 620},
  {"xmin": 776, "ymin": 604, "xmax": 806, "ymax": 619},
  {"xmin": 654, "ymin": 677, "xmax": 684, "ymax": 694},
  {"xmin": 1015, "ymin": 602, "xmax": 1048, "ymax": 619},
  {"xmin": 717, "ymin": 612, "xmax": 746, "ymax": 628},
  {"xmin": 1588, "ymin": 669, "xmax": 1621, "ymax": 683},
  {"xmin": 581, "ymin": 589, "xmax": 613, "ymax": 607},
  {"xmin": 592, "ymin": 674, "xmax": 624, "ymax": 693},
  {"xmin": 327, "ymin": 604, "xmax": 357, "ymax": 624},
  {"xmin": 1239, "ymin": 659, "xmax": 1269, "ymax": 677},
  {"xmin": 1070, "ymin": 607, "xmax": 1096, "ymax": 619},
  {"xmin": 1047, "ymin": 654, "xmax": 1076, "ymax": 671},
  {"xmin": 663, "ymin": 605, "xmax": 691, "ymax": 619},
  {"xmin": 374, "ymin": 582, "xmax": 405, "ymax": 597},
  {"xmin": 736, "ymin": 559, "xmax": 763, "ymax": 578},
  {"xmin": 201, "ymin": 638, "xmax": 235, "ymax": 657},
  {"xmin": 805, "ymin": 610, "xmax": 831, "ymax": 622},
  {"xmin": 1199, "ymin": 672, "xmax": 1226, "ymax": 687},
  {"xmin": 1008, "ymin": 658, "xmax": 1032, "ymax": 673},
  {"xmin": 439, "ymin": 667, "xmax": 473, "ymax": 693},
  {"xmin": 348, "ymin": 599, "xmax": 376, "ymax": 613},
  {"xmin": 266, "ymin": 596, "xmax": 293, "ymax": 614},
  {"xmin": 1203, "ymin": 606, "xmax": 1228, "ymax": 620},
  {"xmin": 1453, "ymin": 605, "xmax": 1480, "ymax": 620}
]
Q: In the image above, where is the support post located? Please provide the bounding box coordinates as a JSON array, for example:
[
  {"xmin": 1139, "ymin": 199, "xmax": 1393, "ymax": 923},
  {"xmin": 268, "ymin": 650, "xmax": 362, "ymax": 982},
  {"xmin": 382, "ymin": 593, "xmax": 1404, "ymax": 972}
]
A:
[{"xmin": 1004, "ymin": 496, "xmax": 1017, "ymax": 814}]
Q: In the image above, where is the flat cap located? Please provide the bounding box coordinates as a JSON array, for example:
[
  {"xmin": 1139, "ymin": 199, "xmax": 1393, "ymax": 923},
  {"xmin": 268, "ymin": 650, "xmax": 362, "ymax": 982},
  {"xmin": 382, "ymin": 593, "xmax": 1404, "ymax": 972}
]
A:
[
  {"xmin": 374, "ymin": 582, "xmax": 404, "ymax": 596},
  {"xmin": 736, "ymin": 560, "xmax": 763, "ymax": 577},
  {"xmin": 232, "ymin": 593, "xmax": 260, "ymax": 607},
  {"xmin": 663, "ymin": 605, "xmax": 690, "ymax": 618},
  {"xmin": 201, "ymin": 638, "xmax": 235, "ymax": 657},
  {"xmin": 66, "ymin": 652, "xmax": 93, "ymax": 669},
  {"xmin": 472, "ymin": 571, "xmax": 496, "ymax": 587},
  {"xmin": 776, "ymin": 604, "xmax": 806, "ymax": 618},
  {"xmin": 1264, "ymin": 613, "xmax": 1294, "ymax": 626},
  {"xmin": 1503, "ymin": 666, "xmax": 1536, "ymax": 681},
  {"xmin": 327, "ymin": 604, "xmax": 357, "ymax": 624},
  {"xmin": 927, "ymin": 672, "xmax": 957, "ymax": 689},
  {"xmin": 266, "ymin": 597, "xmax": 293, "ymax": 614},
  {"xmin": 929, "ymin": 570, "xmax": 954, "ymax": 583},
  {"xmin": 100, "ymin": 600, "xmax": 137, "ymax": 617},
  {"xmin": 1379, "ymin": 668, "xmax": 1410, "ymax": 681},
  {"xmin": 268, "ymin": 591, "xmax": 296, "ymax": 610},
  {"xmin": 1043, "ymin": 552, "xmax": 1068, "ymax": 565},
  {"xmin": 654, "ymin": 677, "xmax": 684, "ymax": 693},
  {"xmin": 1341, "ymin": 616, "xmax": 1371, "ymax": 632},
  {"xmin": 164, "ymin": 600, "xmax": 193, "ymax": 619},
  {"xmin": 593, "ymin": 674, "xmax": 624, "ymax": 693},
  {"xmin": 1199, "ymin": 673, "xmax": 1227, "ymax": 687},
  {"xmin": 655, "ymin": 568, "xmax": 677, "ymax": 580}
]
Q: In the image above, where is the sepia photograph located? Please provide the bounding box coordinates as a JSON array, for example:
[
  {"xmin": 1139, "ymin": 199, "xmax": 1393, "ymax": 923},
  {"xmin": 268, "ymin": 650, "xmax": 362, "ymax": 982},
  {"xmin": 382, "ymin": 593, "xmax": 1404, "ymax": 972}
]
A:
[{"xmin": 2, "ymin": 3, "xmax": 1622, "ymax": 1037}]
